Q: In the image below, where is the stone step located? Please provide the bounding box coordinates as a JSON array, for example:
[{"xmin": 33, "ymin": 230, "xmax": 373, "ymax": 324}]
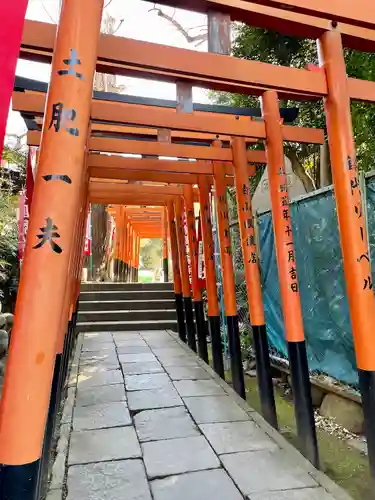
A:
[
  {"xmin": 79, "ymin": 299, "xmax": 176, "ymax": 311},
  {"xmin": 80, "ymin": 290, "xmax": 174, "ymax": 302},
  {"xmin": 80, "ymin": 282, "xmax": 174, "ymax": 292},
  {"xmin": 78, "ymin": 309, "xmax": 177, "ymax": 323},
  {"xmin": 76, "ymin": 320, "xmax": 177, "ymax": 332}
]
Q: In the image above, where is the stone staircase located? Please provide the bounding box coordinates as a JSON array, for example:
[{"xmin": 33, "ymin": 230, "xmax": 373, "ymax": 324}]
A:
[{"xmin": 77, "ymin": 282, "xmax": 177, "ymax": 332}]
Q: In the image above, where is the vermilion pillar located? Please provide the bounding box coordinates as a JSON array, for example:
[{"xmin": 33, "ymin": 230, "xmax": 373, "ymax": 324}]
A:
[
  {"xmin": 175, "ymin": 196, "xmax": 196, "ymax": 351},
  {"xmin": 0, "ymin": 1, "xmax": 104, "ymax": 497},
  {"xmin": 213, "ymin": 160, "xmax": 245, "ymax": 399},
  {"xmin": 232, "ymin": 137, "xmax": 278, "ymax": 428},
  {"xmin": 319, "ymin": 30, "xmax": 375, "ymax": 479},
  {"xmin": 167, "ymin": 200, "xmax": 186, "ymax": 342},
  {"xmin": 261, "ymin": 90, "xmax": 318, "ymax": 467},
  {"xmin": 162, "ymin": 207, "xmax": 169, "ymax": 282},
  {"xmin": 184, "ymin": 185, "xmax": 209, "ymax": 363},
  {"xmin": 198, "ymin": 175, "xmax": 224, "ymax": 378}
]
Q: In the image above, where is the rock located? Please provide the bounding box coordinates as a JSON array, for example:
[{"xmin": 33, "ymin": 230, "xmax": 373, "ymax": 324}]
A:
[
  {"xmin": 0, "ymin": 315, "xmax": 5, "ymax": 329},
  {"xmin": 310, "ymin": 385, "xmax": 325, "ymax": 408},
  {"xmin": 0, "ymin": 359, "xmax": 5, "ymax": 375},
  {"xmin": 320, "ymin": 393, "xmax": 363, "ymax": 433},
  {"xmin": 3, "ymin": 313, "xmax": 14, "ymax": 330},
  {"xmin": 0, "ymin": 330, "xmax": 8, "ymax": 356}
]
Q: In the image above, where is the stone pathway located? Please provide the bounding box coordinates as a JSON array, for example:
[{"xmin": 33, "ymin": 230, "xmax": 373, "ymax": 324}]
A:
[{"xmin": 48, "ymin": 330, "xmax": 352, "ymax": 500}]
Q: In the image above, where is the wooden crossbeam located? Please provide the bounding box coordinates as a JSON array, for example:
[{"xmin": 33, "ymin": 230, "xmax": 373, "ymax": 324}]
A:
[
  {"xmin": 20, "ymin": 21, "xmax": 375, "ymax": 100},
  {"xmin": 15, "ymin": 92, "xmax": 325, "ymax": 143}
]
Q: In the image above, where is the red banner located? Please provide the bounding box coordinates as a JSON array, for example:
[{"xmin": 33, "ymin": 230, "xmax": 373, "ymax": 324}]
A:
[
  {"xmin": 0, "ymin": 1, "xmax": 28, "ymax": 157},
  {"xmin": 196, "ymin": 215, "xmax": 206, "ymax": 290},
  {"xmin": 26, "ymin": 146, "xmax": 37, "ymax": 212},
  {"xmin": 84, "ymin": 205, "xmax": 92, "ymax": 256}
]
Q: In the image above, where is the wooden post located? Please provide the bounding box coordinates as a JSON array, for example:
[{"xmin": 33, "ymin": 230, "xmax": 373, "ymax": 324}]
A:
[
  {"xmin": 261, "ymin": 90, "xmax": 318, "ymax": 467},
  {"xmin": 198, "ymin": 175, "xmax": 225, "ymax": 378},
  {"xmin": 184, "ymin": 185, "xmax": 209, "ymax": 363},
  {"xmin": 232, "ymin": 136, "xmax": 278, "ymax": 428},
  {"xmin": 0, "ymin": 0, "xmax": 104, "ymax": 496},
  {"xmin": 318, "ymin": 29, "xmax": 375, "ymax": 479},
  {"xmin": 174, "ymin": 196, "xmax": 196, "ymax": 351},
  {"xmin": 167, "ymin": 200, "xmax": 186, "ymax": 342},
  {"xmin": 213, "ymin": 155, "xmax": 245, "ymax": 399}
]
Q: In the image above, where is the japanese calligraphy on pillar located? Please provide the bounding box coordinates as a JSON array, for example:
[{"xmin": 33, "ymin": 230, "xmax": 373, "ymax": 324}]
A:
[
  {"xmin": 278, "ymin": 166, "xmax": 299, "ymax": 293},
  {"xmin": 241, "ymin": 183, "xmax": 258, "ymax": 266},
  {"xmin": 202, "ymin": 202, "xmax": 215, "ymax": 262},
  {"xmin": 217, "ymin": 193, "xmax": 232, "ymax": 258},
  {"xmin": 34, "ymin": 48, "xmax": 84, "ymax": 254},
  {"xmin": 347, "ymin": 156, "xmax": 373, "ymax": 291}
]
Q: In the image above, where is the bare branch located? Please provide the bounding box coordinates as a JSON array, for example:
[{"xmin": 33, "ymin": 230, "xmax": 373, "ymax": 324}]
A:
[{"xmin": 149, "ymin": 7, "xmax": 208, "ymax": 45}]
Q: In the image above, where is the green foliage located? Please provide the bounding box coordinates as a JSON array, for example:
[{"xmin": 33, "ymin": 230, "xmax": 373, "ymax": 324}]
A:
[
  {"xmin": 140, "ymin": 238, "xmax": 162, "ymax": 270},
  {"xmin": 0, "ymin": 193, "xmax": 19, "ymax": 310},
  {"xmin": 211, "ymin": 24, "xmax": 375, "ymax": 181},
  {"xmin": 1, "ymin": 145, "xmax": 27, "ymax": 194}
]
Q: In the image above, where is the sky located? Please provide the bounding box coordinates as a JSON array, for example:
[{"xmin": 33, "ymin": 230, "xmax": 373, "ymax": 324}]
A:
[{"xmin": 7, "ymin": 0, "xmax": 210, "ymax": 138}]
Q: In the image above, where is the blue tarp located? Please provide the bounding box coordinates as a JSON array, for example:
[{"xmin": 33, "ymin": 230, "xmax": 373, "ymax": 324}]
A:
[{"xmin": 257, "ymin": 179, "xmax": 375, "ymax": 387}]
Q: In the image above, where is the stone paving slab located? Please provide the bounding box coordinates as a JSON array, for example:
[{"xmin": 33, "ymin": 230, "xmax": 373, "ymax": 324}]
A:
[
  {"xmin": 166, "ymin": 365, "xmax": 211, "ymax": 380},
  {"xmin": 135, "ymin": 407, "xmax": 199, "ymax": 442},
  {"xmin": 184, "ymin": 395, "xmax": 251, "ymax": 423},
  {"xmin": 121, "ymin": 361, "xmax": 163, "ymax": 375},
  {"xmin": 119, "ymin": 352, "xmax": 157, "ymax": 363},
  {"xmin": 127, "ymin": 386, "xmax": 183, "ymax": 411},
  {"xmin": 151, "ymin": 468, "xmax": 243, "ymax": 500},
  {"xmin": 248, "ymin": 488, "xmax": 337, "ymax": 500},
  {"xmin": 73, "ymin": 401, "xmax": 131, "ymax": 430},
  {"xmin": 77, "ymin": 368, "xmax": 123, "ymax": 389},
  {"xmin": 221, "ymin": 450, "xmax": 318, "ymax": 495},
  {"xmin": 174, "ymin": 379, "xmax": 226, "ymax": 397},
  {"xmin": 55, "ymin": 329, "xmax": 351, "ymax": 500},
  {"xmin": 125, "ymin": 372, "xmax": 171, "ymax": 391},
  {"xmin": 75, "ymin": 384, "xmax": 126, "ymax": 407},
  {"xmin": 142, "ymin": 435, "xmax": 220, "ymax": 478},
  {"xmin": 67, "ymin": 459, "xmax": 152, "ymax": 500},
  {"xmin": 69, "ymin": 426, "xmax": 141, "ymax": 464},
  {"xmin": 199, "ymin": 421, "xmax": 279, "ymax": 454}
]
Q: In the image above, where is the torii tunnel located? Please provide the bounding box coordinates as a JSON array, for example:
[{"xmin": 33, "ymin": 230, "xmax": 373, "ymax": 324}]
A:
[{"xmin": 2, "ymin": 0, "xmax": 375, "ymax": 498}]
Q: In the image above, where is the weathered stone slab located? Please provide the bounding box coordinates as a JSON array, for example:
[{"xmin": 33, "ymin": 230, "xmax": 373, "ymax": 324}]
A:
[
  {"xmin": 80, "ymin": 350, "xmax": 117, "ymax": 362},
  {"xmin": 84, "ymin": 332, "xmax": 113, "ymax": 343},
  {"xmin": 69, "ymin": 426, "xmax": 141, "ymax": 464},
  {"xmin": 158, "ymin": 356, "xmax": 199, "ymax": 367},
  {"xmin": 76, "ymin": 384, "xmax": 126, "ymax": 407},
  {"xmin": 119, "ymin": 352, "xmax": 157, "ymax": 363},
  {"xmin": 67, "ymin": 459, "xmax": 152, "ymax": 500},
  {"xmin": 128, "ymin": 386, "xmax": 182, "ymax": 411},
  {"xmin": 121, "ymin": 361, "xmax": 163, "ymax": 375},
  {"xmin": 153, "ymin": 348, "xmax": 185, "ymax": 357},
  {"xmin": 77, "ymin": 368, "xmax": 123, "ymax": 389},
  {"xmin": 73, "ymin": 401, "xmax": 131, "ymax": 430},
  {"xmin": 117, "ymin": 345, "xmax": 152, "ymax": 354},
  {"xmin": 125, "ymin": 373, "xmax": 171, "ymax": 391},
  {"xmin": 115, "ymin": 339, "xmax": 147, "ymax": 347},
  {"xmin": 221, "ymin": 450, "xmax": 317, "ymax": 496},
  {"xmin": 199, "ymin": 421, "xmax": 278, "ymax": 454},
  {"xmin": 79, "ymin": 364, "xmax": 120, "ymax": 376},
  {"xmin": 249, "ymin": 488, "xmax": 337, "ymax": 500},
  {"xmin": 184, "ymin": 396, "xmax": 250, "ymax": 424},
  {"xmin": 46, "ymin": 489, "xmax": 62, "ymax": 500},
  {"xmin": 151, "ymin": 469, "xmax": 243, "ymax": 500},
  {"xmin": 82, "ymin": 341, "xmax": 115, "ymax": 352},
  {"xmin": 135, "ymin": 407, "xmax": 199, "ymax": 442},
  {"xmin": 166, "ymin": 366, "xmax": 210, "ymax": 380},
  {"xmin": 143, "ymin": 435, "xmax": 220, "ymax": 478},
  {"xmin": 174, "ymin": 379, "xmax": 226, "ymax": 397},
  {"xmin": 61, "ymin": 387, "xmax": 76, "ymax": 424}
]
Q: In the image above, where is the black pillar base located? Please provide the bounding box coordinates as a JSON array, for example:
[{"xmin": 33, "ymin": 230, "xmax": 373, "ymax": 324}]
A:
[
  {"xmin": 183, "ymin": 296, "xmax": 196, "ymax": 352},
  {"xmin": 0, "ymin": 459, "xmax": 40, "ymax": 500},
  {"xmin": 194, "ymin": 301, "xmax": 209, "ymax": 363},
  {"xmin": 113, "ymin": 259, "xmax": 120, "ymax": 281},
  {"xmin": 252, "ymin": 324, "xmax": 278, "ymax": 429},
  {"xmin": 208, "ymin": 315, "xmax": 225, "ymax": 379},
  {"xmin": 175, "ymin": 293, "xmax": 187, "ymax": 343},
  {"xmin": 226, "ymin": 315, "xmax": 246, "ymax": 399},
  {"xmin": 163, "ymin": 258, "xmax": 169, "ymax": 282},
  {"xmin": 358, "ymin": 369, "xmax": 375, "ymax": 482},
  {"xmin": 124, "ymin": 263, "xmax": 129, "ymax": 282},
  {"xmin": 288, "ymin": 340, "xmax": 319, "ymax": 468}
]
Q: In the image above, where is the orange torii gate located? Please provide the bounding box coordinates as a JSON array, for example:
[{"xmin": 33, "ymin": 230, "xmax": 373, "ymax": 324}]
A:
[{"xmin": 2, "ymin": 1, "xmax": 375, "ymax": 497}]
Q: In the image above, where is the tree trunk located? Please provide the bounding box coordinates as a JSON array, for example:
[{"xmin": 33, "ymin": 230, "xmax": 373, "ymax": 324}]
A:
[{"xmin": 287, "ymin": 149, "xmax": 316, "ymax": 193}]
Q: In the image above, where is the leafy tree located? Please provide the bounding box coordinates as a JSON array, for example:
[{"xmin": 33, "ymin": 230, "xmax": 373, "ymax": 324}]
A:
[{"xmin": 211, "ymin": 24, "xmax": 375, "ymax": 190}]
